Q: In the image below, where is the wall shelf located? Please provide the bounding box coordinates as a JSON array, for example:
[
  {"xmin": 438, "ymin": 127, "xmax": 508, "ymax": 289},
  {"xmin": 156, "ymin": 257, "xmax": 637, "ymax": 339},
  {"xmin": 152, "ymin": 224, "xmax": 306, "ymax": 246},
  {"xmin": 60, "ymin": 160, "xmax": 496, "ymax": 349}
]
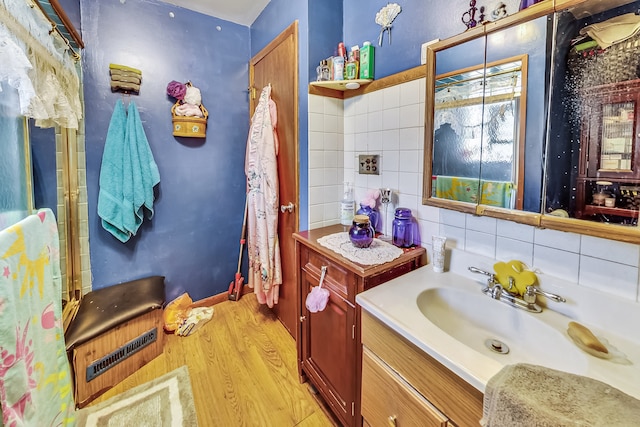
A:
[{"xmin": 309, "ymin": 79, "xmax": 373, "ymax": 91}]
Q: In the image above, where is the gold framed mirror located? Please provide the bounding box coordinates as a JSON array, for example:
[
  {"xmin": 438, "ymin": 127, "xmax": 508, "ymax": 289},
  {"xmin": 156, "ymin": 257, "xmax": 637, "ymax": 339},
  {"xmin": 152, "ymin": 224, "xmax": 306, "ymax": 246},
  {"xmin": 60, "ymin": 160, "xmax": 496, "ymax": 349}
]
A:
[{"xmin": 423, "ymin": 0, "xmax": 640, "ymax": 243}]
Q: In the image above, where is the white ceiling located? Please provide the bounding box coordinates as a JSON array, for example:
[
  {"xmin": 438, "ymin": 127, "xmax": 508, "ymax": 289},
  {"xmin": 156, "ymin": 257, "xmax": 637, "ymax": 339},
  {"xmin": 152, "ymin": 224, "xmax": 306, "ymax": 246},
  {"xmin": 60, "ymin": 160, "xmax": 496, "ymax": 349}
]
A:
[{"xmin": 163, "ymin": 0, "xmax": 271, "ymax": 26}]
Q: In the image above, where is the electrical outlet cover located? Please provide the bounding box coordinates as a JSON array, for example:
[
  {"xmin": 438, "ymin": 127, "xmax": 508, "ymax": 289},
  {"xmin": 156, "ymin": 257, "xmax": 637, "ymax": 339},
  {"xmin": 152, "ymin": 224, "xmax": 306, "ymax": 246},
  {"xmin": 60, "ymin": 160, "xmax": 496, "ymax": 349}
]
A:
[{"xmin": 359, "ymin": 154, "xmax": 380, "ymax": 175}]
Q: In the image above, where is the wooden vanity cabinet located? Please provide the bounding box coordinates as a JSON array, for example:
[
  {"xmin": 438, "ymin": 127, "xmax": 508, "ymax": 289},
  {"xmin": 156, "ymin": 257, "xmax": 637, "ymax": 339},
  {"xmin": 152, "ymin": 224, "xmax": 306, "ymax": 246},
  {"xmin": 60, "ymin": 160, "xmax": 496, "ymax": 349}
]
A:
[
  {"xmin": 293, "ymin": 225, "xmax": 425, "ymax": 427},
  {"xmin": 576, "ymin": 79, "xmax": 640, "ymax": 221},
  {"xmin": 361, "ymin": 311, "xmax": 484, "ymax": 427}
]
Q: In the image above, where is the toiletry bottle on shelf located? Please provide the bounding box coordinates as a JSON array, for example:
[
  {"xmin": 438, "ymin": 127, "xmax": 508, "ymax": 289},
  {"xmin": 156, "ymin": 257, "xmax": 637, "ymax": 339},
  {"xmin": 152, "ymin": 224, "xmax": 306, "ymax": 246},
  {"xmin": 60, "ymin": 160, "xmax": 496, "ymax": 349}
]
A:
[
  {"xmin": 360, "ymin": 41, "xmax": 375, "ymax": 80},
  {"xmin": 333, "ymin": 56, "xmax": 344, "ymax": 81},
  {"xmin": 340, "ymin": 182, "xmax": 355, "ymax": 226},
  {"xmin": 346, "ymin": 45, "xmax": 360, "ymax": 80}
]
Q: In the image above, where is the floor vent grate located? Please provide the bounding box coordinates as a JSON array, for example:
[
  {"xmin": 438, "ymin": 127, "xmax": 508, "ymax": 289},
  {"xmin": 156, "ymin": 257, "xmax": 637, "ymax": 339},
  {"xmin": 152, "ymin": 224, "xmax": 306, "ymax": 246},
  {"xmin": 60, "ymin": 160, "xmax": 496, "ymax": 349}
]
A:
[{"xmin": 86, "ymin": 327, "xmax": 157, "ymax": 382}]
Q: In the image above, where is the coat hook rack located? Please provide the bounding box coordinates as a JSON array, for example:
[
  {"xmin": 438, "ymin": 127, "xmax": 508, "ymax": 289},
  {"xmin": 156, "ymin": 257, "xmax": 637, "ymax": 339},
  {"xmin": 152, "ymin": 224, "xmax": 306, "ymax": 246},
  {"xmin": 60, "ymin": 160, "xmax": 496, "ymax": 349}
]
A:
[{"xmin": 109, "ymin": 63, "xmax": 142, "ymax": 95}]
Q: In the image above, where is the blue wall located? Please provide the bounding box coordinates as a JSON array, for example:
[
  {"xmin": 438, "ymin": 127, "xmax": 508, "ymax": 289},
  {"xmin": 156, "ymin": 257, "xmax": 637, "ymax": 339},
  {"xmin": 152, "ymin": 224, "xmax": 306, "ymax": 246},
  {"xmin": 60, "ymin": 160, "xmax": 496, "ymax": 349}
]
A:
[
  {"xmin": 81, "ymin": 0, "xmax": 251, "ymax": 302},
  {"xmin": 67, "ymin": 0, "xmax": 533, "ymax": 300},
  {"xmin": 343, "ymin": 0, "xmax": 468, "ymax": 78}
]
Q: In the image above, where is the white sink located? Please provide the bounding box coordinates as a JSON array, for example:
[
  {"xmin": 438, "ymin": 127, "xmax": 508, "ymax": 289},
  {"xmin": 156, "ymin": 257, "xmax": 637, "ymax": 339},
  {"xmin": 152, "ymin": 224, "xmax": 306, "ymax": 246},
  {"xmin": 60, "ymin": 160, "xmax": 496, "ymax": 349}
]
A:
[{"xmin": 416, "ymin": 287, "xmax": 588, "ymax": 372}]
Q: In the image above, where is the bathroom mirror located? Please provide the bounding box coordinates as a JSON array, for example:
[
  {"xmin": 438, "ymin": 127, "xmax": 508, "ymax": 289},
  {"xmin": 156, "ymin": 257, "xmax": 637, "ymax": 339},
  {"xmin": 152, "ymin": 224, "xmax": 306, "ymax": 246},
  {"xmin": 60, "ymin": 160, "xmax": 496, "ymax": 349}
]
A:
[
  {"xmin": 543, "ymin": 0, "xmax": 640, "ymax": 241},
  {"xmin": 427, "ymin": 31, "xmax": 487, "ymax": 214},
  {"xmin": 424, "ymin": 7, "xmax": 554, "ymax": 216},
  {"xmin": 432, "ymin": 56, "xmax": 526, "ymax": 210},
  {"xmin": 424, "ymin": 0, "xmax": 640, "ymax": 243}
]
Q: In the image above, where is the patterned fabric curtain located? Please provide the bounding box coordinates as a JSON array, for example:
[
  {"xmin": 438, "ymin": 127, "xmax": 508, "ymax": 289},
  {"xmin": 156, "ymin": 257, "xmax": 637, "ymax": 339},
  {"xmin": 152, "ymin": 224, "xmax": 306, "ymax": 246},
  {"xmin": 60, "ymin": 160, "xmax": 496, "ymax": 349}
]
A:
[{"xmin": 0, "ymin": 0, "xmax": 82, "ymax": 129}]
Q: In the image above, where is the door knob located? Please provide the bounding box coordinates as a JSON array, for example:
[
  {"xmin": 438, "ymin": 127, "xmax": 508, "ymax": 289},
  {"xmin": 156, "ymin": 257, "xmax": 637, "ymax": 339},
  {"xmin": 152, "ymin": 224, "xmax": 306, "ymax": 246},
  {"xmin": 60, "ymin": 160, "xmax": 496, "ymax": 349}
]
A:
[{"xmin": 280, "ymin": 202, "xmax": 295, "ymax": 213}]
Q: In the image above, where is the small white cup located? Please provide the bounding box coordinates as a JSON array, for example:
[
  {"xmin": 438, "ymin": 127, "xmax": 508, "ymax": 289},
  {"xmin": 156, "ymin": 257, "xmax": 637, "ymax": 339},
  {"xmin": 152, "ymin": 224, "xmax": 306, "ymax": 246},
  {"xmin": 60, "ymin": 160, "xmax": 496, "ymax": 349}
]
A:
[{"xmin": 604, "ymin": 198, "xmax": 615, "ymax": 208}]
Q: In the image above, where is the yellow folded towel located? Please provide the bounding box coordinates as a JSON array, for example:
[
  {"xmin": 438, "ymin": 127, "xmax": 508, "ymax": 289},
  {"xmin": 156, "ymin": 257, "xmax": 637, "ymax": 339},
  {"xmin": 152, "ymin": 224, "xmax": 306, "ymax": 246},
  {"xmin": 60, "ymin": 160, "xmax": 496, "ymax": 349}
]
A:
[{"xmin": 109, "ymin": 63, "xmax": 142, "ymax": 75}]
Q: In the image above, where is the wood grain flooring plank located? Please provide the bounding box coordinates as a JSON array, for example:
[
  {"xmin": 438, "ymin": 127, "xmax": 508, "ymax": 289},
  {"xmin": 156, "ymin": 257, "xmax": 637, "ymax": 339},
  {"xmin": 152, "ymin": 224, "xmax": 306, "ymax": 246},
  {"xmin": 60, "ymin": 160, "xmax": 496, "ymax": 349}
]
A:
[{"xmin": 83, "ymin": 294, "xmax": 333, "ymax": 426}]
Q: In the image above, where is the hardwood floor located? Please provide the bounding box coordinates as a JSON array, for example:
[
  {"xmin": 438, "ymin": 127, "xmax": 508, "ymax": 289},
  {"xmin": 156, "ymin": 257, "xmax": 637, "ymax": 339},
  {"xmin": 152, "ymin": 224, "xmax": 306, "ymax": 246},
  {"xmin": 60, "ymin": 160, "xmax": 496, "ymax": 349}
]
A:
[{"xmin": 91, "ymin": 294, "xmax": 335, "ymax": 426}]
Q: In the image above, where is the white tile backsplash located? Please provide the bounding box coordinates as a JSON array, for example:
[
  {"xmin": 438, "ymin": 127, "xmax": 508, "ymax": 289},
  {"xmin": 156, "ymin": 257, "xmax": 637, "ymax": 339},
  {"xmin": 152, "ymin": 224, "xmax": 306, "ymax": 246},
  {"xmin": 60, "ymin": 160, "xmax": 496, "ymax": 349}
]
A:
[
  {"xmin": 382, "ymin": 150, "xmax": 399, "ymax": 172},
  {"xmin": 308, "ymin": 79, "xmax": 640, "ymax": 303},
  {"xmin": 400, "ymin": 79, "xmax": 421, "ymax": 106},
  {"xmin": 368, "ymin": 110, "xmax": 384, "ymax": 132},
  {"xmin": 465, "ymin": 229, "xmax": 497, "ymax": 258},
  {"xmin": 368, "ymin": 90, "xmax": 384, "ymax": 112},
  {"xmin": 368, "ymin": 131, "xmax": 383, "ymax": 151},
  {"xmin": 324, "ymin": 132, "xmax": 339, "ymax": 150},
  {"xmin": 399, "ymin": 127, "xmax": 421, "ymax": 151},
  {"xmin": 496, "ymin": 218, "xmax": 535, "ymax": 242},
  {"xmin": 534, "ymin": 227, "xmax": 581, "ymax": 253},
  {"xmin": 466, "ymin": 215, "xmax": 497, "ymax": 234},
  {"xmin": 579, "ymin": 255, "xmax": 639, "ymax": 300},
  {"xmin": 383, "ymin": 107, "xmax": 400, "ymax": 130},
  {"xmin": 534, "ymin": 245, "xmax": 580, "ymax": 282},
  {"xmin": 399, "ymin": 103, "xmax": 421, "ymax": 128},
  {"xmin": 383, "ymin": 85, "xmax": 401, "ymax": 109},
  {"xmin": 580, "ymin": 235, "xmax": 640, "ymax": 267},
  {"xmin": 496, "ymin": 236, "xmax": 534, "ymax": 267},
  {"xmin": 441, "ymin": 209, "xmax": 467, "ymax": 228},
  {"xmin": 382, "ymin": 129, "xmax": 400, "ymax": 151},
  {"xmin": 309, "ymin": 94, "xmax": 324, "ymax": 113},
  {"xmin": 399, "ymin": 150, "xmax": 420, "ymax": 174}
]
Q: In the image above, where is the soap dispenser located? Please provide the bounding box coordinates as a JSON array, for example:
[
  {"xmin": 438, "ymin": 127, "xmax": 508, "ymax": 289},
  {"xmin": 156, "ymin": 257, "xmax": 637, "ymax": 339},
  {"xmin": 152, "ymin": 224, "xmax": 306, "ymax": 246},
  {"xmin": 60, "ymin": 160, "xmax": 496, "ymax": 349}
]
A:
[{"xmin": 340, "ymin": 182, "xmax": 355, "ymax": 226}]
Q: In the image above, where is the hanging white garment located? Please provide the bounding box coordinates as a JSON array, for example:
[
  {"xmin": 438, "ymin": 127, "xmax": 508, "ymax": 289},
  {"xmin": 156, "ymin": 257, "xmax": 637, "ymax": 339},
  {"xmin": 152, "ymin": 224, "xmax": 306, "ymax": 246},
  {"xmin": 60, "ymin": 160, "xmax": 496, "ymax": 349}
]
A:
[
  {"xmin": 245, "ymin": 84, "xmax": 282, "ymax": 307},
  {"xmin": 0, "ymin": 1, "xmax": 82, "ymax": 129}
]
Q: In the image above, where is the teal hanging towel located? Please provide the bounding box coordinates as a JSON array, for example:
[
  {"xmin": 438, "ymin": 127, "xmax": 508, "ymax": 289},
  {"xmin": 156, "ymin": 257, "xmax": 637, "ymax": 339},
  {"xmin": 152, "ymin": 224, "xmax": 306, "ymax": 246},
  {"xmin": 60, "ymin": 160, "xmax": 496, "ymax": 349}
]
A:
[{"xmin": 98, "ymin": 100, "xmax": 160, "ymax": 242}]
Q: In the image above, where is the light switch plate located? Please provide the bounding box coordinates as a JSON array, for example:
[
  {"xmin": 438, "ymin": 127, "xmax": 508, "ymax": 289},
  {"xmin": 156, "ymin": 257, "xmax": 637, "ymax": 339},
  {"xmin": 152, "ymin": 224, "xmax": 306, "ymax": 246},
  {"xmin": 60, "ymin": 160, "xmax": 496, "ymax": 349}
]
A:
[{"xmin": 358, "ymin": 154, "xmax": 380, "ymax": 175}]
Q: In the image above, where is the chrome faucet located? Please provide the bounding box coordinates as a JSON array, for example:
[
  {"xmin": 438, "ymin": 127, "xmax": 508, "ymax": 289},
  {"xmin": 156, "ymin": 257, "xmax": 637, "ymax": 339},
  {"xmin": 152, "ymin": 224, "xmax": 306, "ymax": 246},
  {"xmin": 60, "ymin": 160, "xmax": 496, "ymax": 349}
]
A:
[
  {"xmin": 468, "ymin": 266, "xmax": 496, "ymax": 287},
  {"xmin": 468, "ymin": 266, "xmax": 565, "ymax": 313},
  {"xmin": 523, "ymin": 285, "xmax": 566, "ymax": 304}
]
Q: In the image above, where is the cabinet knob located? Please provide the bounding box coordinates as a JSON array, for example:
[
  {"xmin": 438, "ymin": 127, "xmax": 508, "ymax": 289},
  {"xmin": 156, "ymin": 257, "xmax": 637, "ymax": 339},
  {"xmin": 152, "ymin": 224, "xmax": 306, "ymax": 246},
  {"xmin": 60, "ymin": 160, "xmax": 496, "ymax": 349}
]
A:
[
  {"xmin": 300, "ymin": 315, "xmax": 306, "ymax": 322},
  {"xmin": 388, "ymin": 415, "xmax": 397, "ymax": 426}
]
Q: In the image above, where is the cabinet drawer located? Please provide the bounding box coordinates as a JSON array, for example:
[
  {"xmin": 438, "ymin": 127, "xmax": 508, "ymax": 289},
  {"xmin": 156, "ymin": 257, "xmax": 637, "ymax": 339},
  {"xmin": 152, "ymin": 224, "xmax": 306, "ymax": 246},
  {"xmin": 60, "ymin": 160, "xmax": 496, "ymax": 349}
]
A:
[
  {"xmin": 301, "ymin": 247, "xmax": 355, "ymax": 300},
  {"xmin": 362, "ymin": 348, "xmax": 449, "ymax": 427},
  {"xmin": 362, "ymin": 311, "xmax": 483, "ymax": 427}
]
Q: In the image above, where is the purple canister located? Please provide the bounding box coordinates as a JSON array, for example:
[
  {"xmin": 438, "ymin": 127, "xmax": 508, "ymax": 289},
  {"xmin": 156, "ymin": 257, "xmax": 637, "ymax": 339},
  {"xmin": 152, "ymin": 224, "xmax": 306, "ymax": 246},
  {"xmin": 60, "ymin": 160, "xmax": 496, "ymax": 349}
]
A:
[{"xmin": 392, "ymin": 208, "xmax": 415, "ymax": 248}]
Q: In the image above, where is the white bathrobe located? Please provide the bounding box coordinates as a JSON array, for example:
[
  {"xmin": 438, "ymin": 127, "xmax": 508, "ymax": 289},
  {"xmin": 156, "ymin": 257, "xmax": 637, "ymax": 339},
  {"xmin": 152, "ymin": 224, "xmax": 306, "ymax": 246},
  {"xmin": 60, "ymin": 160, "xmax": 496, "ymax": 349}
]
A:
[{"xmin": 245, "ymin": 84, "xmax": 282, "ymax": 307}]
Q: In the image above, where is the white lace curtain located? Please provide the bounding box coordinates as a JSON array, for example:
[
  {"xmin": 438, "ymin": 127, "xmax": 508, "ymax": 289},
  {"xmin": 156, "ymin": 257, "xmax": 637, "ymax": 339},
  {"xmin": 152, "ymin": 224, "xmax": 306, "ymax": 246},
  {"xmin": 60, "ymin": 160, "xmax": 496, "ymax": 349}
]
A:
[{"xmin": 0, "ymin": 0, "xmax": 82, "ymax": 129}]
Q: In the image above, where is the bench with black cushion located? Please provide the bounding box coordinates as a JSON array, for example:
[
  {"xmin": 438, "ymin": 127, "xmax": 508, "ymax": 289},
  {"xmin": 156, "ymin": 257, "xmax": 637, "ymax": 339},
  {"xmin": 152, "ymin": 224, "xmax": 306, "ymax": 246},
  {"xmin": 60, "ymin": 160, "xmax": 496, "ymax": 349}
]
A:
[{"xmin": 65, "ymin": 275, "xmax": 165, "ymax": 408}]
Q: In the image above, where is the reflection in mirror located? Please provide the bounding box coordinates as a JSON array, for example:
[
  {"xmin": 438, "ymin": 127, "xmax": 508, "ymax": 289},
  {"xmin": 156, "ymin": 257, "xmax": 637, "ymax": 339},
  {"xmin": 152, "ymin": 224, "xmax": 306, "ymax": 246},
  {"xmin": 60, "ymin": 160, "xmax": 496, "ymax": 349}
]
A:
[
  {"xmin": 546, "ymin": 1, "xmax": 640, "ymax": 226},
  {"xmin": 433, "ymin": 57, "xmax": 525, "ymax": 209},
  {"xmin": 428, "ymin": 35, "xmax": 487, "ymax": 210},
  {"xmin": 0, "ymin": 86, "xmax": 33, "ymax": 227},
  {"xmin": 484, "ymin": 15, "xmax": 552, "ymax": 213}
]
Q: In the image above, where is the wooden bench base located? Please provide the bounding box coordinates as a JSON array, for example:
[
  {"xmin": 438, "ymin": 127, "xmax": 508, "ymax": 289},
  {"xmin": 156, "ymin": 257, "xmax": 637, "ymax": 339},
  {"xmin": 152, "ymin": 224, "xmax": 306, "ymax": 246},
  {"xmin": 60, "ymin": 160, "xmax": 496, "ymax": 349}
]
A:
[{"xmin": 71, "ymin": 309, "xmax": 164, "ymax": 408}]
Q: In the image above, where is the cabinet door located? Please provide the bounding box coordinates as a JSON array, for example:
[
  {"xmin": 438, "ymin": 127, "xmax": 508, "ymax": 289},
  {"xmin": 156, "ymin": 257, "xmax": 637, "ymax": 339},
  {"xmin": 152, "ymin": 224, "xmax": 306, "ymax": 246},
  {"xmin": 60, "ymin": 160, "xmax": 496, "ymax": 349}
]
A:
[
  {"xmin": 301, "ymin": 267, "xmax": 356, "ymax": 426},
  {"xmin": 585, "ymin": 87, "xmax": 640, "ymax": 180}
]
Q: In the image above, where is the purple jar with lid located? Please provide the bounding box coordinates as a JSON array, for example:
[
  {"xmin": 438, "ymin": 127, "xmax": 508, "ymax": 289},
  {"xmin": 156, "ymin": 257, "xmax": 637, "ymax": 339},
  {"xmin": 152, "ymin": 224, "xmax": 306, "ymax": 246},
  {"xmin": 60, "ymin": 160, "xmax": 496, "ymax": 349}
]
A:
[
  {"xmin": 392, "ymin": 208, "xmax": 415, "ymax": 248},
  {"xmin": 349, "ymin": 215, "xmax": 375, "ymax": 248}
]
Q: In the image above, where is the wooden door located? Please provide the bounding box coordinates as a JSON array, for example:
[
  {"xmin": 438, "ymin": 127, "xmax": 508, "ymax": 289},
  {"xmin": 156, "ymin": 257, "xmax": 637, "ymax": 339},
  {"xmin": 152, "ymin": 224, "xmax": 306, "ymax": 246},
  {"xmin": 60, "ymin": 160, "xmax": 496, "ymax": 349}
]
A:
[
  {"xmin": 249, "ymin": 22, "xmax": 299, "ymax": 337},
  {"xmin": 300, "ymin": 268, "xmax": 356, "ymax": 427}
]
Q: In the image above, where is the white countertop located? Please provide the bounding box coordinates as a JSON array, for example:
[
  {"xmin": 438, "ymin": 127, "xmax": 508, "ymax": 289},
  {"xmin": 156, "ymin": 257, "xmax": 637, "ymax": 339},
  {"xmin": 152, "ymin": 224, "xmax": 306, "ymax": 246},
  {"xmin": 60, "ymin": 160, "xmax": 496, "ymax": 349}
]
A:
[{"xmin": 356, "ymin": 248, "xmax": 640, "ymax": 399}]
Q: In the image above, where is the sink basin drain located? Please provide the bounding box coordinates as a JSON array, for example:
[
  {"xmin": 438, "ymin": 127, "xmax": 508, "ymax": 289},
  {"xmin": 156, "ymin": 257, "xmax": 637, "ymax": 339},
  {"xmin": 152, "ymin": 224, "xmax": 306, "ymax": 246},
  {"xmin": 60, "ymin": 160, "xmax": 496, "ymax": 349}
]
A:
[{"xmin": 485, "ymin": 338, "xmax": 509, "ymax": 354}]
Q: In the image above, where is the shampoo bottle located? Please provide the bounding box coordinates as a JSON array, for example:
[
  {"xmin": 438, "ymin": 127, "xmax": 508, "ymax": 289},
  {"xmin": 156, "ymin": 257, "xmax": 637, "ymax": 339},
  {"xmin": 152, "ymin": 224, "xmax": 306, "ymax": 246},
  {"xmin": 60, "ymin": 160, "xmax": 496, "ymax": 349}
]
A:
[{"xmin": 340, "ymin": 182, "xmax": 355, "ymax": 226}]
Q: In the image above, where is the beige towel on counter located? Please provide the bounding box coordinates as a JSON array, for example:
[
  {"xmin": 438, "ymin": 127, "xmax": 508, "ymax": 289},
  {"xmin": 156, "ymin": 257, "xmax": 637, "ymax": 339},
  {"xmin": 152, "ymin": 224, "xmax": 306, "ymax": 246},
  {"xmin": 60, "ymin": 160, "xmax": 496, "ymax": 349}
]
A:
[{"xmin": 481, "ymin": 363, "xmax": 640, "ymax": 427}]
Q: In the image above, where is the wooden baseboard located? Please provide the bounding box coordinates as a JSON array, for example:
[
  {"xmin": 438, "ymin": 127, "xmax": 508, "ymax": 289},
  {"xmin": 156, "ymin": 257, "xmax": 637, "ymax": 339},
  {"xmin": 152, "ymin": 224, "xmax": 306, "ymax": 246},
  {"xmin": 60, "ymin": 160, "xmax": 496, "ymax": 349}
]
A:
[{"xmin": 190, "ymin": 284, "xmax": 253, "ymax": 308}]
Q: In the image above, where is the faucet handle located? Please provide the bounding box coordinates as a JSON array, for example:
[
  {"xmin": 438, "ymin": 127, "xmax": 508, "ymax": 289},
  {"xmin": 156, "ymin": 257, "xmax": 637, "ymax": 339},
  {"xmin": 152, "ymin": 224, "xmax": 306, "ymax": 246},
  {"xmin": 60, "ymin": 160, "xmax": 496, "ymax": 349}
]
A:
[
  {"xmin": 468, "ymin": 266, "xmax": 496, "ymax": 284},
  {"xmin": 524, "ymin": 285, "xmax": 566, "ymax": 303}
]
